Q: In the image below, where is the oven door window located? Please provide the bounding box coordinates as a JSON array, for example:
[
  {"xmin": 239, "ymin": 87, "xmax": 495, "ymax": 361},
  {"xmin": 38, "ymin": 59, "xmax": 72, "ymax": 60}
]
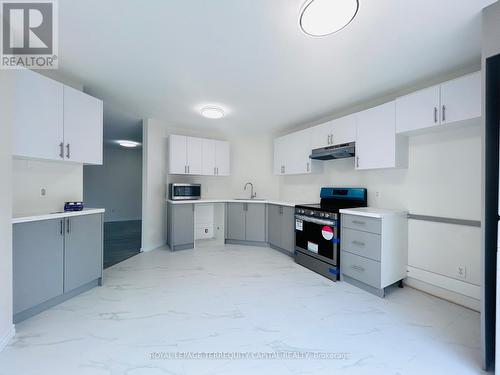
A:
[{"xmin": 296, "ymin": 219, "xmax": 337, "ymax": 261}]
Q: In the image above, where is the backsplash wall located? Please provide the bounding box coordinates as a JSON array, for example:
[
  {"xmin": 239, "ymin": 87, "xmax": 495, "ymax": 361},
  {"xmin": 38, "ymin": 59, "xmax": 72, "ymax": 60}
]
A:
[{"xmin": 12, "ymin": 159, "xmax": 83, "ymax": 216}]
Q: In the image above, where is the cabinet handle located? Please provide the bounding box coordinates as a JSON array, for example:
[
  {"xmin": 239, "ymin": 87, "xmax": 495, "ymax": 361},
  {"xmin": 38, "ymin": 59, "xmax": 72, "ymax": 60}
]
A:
[
  {"xmin": 352, "ymin": 220, "xmax": 366, "ymax": 225},
  {"xmin": 352, "ymin": 240, "xmax": 365, "ymax": 246},
  {"xmin": 351, "ymin": 265, "xmax": 365, "ymax": 272},
  {"xmin": 188, "ymin": 165, "xmax": 190, "ymax": 174},
  {"xmin": 60, "ymin": 219, "xmax": 64, "ymax": 235},
  {"xmin": 442, "ymin": 105, "xmax": 446, "ymax": 122},
  {"xmin": 66, "ymin": 218, "xmax": 70, "ymax": 234},
  {"xmin": 330, "ymin": 133, "xmax": 334, "ymax": 144},
  {"xmin": 59, "ymin": 142, "xmax": 64, "ymax": 159},
  {"xmin": 306, "ymin": 162, "xmax": 310, "ymax": 172},
  {"xmin": 356, "ymin": 156, "xmax": 359, "ymax": 168},
  {"xmin": 434, "ymin": 107, "xmax": 438, "ymax": 123},
  {"xmin": 217, "ymin": 167, "xmax": 219, "ymax": 175},
  {"xmin": 66, "ymin": 143, "xmax": 70, "ymax": 159}
]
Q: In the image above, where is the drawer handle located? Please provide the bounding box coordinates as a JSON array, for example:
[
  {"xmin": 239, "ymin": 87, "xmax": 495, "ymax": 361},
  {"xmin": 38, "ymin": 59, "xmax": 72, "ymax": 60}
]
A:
[
  {"xmin": 352, "ymin": 220, "xmax": 366, "ymax": 225},
  {"xmin": 351, "ymin": 265, "xmax": 365, "ymax": 272},
  {"xmin": 352, "ymin": 240, "xmax": 365, "ymax": 246}
]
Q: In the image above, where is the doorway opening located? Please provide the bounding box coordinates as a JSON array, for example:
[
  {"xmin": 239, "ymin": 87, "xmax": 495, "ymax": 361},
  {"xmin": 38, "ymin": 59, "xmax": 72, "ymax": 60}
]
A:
[{"xmin": 83, "ymin": 105, "xmax": 143, "ymax": 268}]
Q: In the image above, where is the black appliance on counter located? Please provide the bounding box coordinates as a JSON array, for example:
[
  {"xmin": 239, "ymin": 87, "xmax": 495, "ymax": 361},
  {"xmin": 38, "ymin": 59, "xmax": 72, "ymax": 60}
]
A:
[
  {"xmin": 168, "ymin": 183, "xmax": 201, "ymax": 200},
  {"xmin": 294, "ymin": 187, "xmax": 367, "ymax": 281}
]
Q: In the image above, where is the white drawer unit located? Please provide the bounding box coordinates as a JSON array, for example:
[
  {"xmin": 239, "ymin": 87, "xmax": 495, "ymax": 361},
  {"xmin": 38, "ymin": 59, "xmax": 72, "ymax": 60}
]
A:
[{"xmin": 339, "ymin": 207, "xmax": 408, "ymax": 297}]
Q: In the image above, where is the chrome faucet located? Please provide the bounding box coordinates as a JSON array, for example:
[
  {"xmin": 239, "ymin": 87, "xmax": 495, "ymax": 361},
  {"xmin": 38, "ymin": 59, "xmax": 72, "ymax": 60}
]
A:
[{"xmin": 244, "ymin": 182, "xmax": 257, "ymax": 199}]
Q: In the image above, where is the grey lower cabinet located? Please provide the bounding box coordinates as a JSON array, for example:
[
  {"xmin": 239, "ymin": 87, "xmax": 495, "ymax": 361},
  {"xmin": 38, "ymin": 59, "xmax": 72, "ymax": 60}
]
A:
[
  {"xmin": 167, "ymin": 202, "xmax": 195, "ymax": 251},
  {"xmin": 267, "ymin": 204, "xmax": 295, "ymax": 255},
  {"xmin": 225, "ymin": 203, "xmax": 267, "ymax": 245},
  {"xmin": 13, "ymin": 213, "xmax": 103, "ymax": 323}
]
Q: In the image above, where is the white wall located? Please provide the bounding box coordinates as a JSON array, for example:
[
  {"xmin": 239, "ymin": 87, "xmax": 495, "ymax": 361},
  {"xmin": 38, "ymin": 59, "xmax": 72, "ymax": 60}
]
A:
[
  {"xmin": 83, "ymin": 144, "xmax": 142, "ymax": 222},
  {"xmin": 0, "ymin": 72, "xmax": 15, "ymax": 350},
  {"xmin": 12, "ymin": 159, "xmax": 83, "ymax": 217},
  {"xmin": 141, "ymin": 118, "xmax": 279, "ymax": 252}
]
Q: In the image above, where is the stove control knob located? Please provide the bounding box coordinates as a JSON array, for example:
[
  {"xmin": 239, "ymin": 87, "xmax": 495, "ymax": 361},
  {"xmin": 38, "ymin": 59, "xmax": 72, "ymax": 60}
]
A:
[{"xmin": 324, "ymin": 213, "xmax": 330, "ymax": 218}]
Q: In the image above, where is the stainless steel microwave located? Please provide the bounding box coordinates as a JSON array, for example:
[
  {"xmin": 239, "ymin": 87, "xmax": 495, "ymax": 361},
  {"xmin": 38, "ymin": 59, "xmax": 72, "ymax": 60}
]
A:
[{"xmin": 168, "ymin": 183, "xmax": 201, "ymax": 200}]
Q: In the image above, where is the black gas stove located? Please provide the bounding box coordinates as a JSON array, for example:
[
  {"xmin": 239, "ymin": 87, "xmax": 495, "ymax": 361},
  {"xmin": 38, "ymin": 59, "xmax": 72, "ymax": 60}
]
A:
[{"xmin": 295, "ymin": 188, "xmax": 367, "ymax": 281}]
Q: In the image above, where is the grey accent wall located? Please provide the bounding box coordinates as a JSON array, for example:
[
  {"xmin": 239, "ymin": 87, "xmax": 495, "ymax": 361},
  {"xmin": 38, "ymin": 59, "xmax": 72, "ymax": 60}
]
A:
[{"xmin": 84, "ymin": 144, "xmax": 142, "ymax": 222}]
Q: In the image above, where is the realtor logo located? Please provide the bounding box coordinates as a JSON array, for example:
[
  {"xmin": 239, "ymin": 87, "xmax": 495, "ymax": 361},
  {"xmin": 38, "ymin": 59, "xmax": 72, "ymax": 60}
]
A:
[{"xmin": 1, "ymin": 0, "xmax": 58, "ymax": 69}]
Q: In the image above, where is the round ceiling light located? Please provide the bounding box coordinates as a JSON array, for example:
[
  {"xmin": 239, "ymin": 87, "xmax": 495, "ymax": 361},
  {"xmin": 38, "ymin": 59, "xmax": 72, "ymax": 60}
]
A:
[
  {"xmin": 117, "ymin": 140, "xmax": 140, "ymax": 148},
  {"xmin": 299, "ymin": 0, "xmax": 359, "ymax": 37},
  {"xmin": 200, "ymin": 106, "xmax": 225, "ymax": 119}
]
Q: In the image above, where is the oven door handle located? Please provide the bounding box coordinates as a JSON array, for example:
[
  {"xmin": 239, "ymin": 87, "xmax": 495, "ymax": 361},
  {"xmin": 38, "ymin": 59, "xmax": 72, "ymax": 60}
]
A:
[{"xmin": 295, "ymin": 215, "xmax": 335, "ymax": 226}]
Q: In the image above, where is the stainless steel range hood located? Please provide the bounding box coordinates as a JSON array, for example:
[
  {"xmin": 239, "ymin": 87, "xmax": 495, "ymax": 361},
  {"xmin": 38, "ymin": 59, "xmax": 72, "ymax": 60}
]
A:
[{"xmin": 309, "ymin": 142, "xmax": 355, "ymax": 160}]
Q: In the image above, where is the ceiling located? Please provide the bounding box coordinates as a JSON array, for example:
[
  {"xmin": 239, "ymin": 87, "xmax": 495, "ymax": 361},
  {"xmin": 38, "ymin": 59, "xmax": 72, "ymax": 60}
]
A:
[{"xmin": 58, "ymin": 0, "xmax": 492, "ymax": 134}]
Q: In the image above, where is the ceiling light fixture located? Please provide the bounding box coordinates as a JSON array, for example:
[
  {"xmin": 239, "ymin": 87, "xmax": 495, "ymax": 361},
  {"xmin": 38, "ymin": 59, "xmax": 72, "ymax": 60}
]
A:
[
  {"xmin": 299, "ymin": 0, "xmax": 359, "ymax": 37},
  {"xmin": 200, "ymin": 106, "xmax": 225, "ymax": 119},
  {"xmin": 117, "ymin": 140, "xmax": 140, "ymax": 148}
]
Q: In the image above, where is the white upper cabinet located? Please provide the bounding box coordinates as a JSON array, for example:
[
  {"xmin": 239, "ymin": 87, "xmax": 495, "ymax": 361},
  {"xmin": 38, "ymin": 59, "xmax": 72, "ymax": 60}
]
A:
[
  {"xmin": 331, "ymin": 114, "xmax": 356, "ymax": 145},
  {"xmin": 63, "ymin": 86, "xmax": 103, "ymax": 164},
  {"xmin": 186, "ymin": 137, "xmax": 202, "ymax": 175},
  {"xmin": 310, "ymin": 121, "xmax": 332, "ymax": 149},
  {"xmin": 310, "ymin": 114, "xmax": 356, "ymax": 150},
  {"xmin": 201, "ymin": 138, "xmax": 216, "ymax": 175},
  {"xmin": 396, "ymin": 71, "xmax": 481, "ymax": 134},
  {"xmin": 12, "ymin": 69, "xmax": 64, "ymax": 161},
  {"xmin": 214, "ymin": 140, "xmax": 230, "ymax": 176},
  {"xmin": 356, "ymin": 101, "xmax": 408, "ymax": 170},
  {"xmin": 12, "ymin": 69, "xmax": 103, "ymax": 164},
  {"xmin": 440, "ymin": 71, "xmax": 481, "ymax": 125},
  {"xmin": 274, "ymin": 128, "xmax": 321, "ymax": 175},
  {"xmin": 168, "ymin": 134, "xmax": 188, "ymax": 174},
  {"xmin": 396, "ymin": 86, "xmax": 440, "ymax": 133},
  {"xmin": 170, "ymin": 135, "xmax": 230, "ymax": 176}
]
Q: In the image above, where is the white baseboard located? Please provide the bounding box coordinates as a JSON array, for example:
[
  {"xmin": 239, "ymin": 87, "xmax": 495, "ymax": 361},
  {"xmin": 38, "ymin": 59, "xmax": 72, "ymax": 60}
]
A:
[
  {"xmin": 0, "ymin": 324, "xmax": 15, "ymax": 352},
  {"xmin": 406, "ymin": 266, "xmax": 480, "ymax": 311},
  {"xmin": 141, "ymin": 242, "xmax": 166, "ymax": 252}
]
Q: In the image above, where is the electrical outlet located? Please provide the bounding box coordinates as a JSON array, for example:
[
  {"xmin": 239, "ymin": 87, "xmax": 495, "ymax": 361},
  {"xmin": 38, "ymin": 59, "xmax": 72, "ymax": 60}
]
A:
[
  {"xmin": 457, "ymin": 266, "xmax": 467, "ymax": 280},
  {"xmin": 40, "ymin": 188, "xmax": 47, "ymax": 197},
  {"xmin": 375, "ymin": 191, "xmax": 381, "ymax": 199}
]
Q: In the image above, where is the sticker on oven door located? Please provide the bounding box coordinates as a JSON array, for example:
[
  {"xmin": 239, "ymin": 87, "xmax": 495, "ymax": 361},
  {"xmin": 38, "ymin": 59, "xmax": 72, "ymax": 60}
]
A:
[
  {"xmin": 307, "ymin": 241, "xmax": 318, "ymax": 253},
  {"xmin": 322, "ymin": 226, "xmax": 334, "ymax": 241},
  {"xmin": 295, "ymin": 219, "xmax": 303, "ymax": 231}
]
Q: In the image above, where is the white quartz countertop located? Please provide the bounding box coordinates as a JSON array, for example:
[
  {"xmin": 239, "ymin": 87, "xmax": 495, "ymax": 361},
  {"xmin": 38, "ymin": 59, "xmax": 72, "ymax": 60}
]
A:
[
  {"xmin": 339, "ymin": 207, "xmax": 408, "ymax": 219},
  {"xmin": 12, "ymin": 208, "xmax": 105, "ymax": 224},
  {"xmin": 166, "ymin": 199, "xmax": 311, "ymax": 208}
]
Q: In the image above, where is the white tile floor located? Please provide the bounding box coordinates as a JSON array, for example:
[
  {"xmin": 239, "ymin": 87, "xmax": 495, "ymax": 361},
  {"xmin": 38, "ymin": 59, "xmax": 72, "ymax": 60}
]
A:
[{"xmin": 0, "ymin": 243, "xmax": 485, "ymax": 375}]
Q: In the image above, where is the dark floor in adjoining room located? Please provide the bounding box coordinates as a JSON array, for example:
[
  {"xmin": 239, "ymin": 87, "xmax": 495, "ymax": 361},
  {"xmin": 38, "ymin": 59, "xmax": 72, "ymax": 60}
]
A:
[{"xmin": 104, "ymin": 220, "xmax": 142, "ymax": 269}]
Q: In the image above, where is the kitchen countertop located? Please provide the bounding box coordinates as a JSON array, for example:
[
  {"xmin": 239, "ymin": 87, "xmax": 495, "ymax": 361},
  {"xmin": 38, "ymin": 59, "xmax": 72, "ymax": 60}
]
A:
[
  {"xmin": 339, "ymin": 207, "xmax": 408, "ymax": 219},
  {"xmin": 12, "ymin": 208, "xmax": 106, "ymax": 224},
  {"xmin": 166, "ymin": 199, "xmax": 312, "ymax": 208}
]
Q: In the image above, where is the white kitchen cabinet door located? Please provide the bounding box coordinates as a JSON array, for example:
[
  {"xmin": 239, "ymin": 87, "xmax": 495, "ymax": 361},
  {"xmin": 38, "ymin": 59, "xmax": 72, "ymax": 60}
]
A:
[
  {"xmin": 12, "ymin": 69, "xmax": 64, "ymax": 161},
  {"xmin": 215, "ymin": 140, "xmax": 230, "ymax": 176},
  {"xmin": 396, "ymin": 85, "xmax": 440, "ymax": 134},
  {"xmin": 63, "ymin": 86, "xmax": 103, "ymax": 164},
  {"xmin": 168, "ymin": 135, "xmax": 187, "ymax": 174},
  {"xmin": 310, "ymin": 121, "xmax": 332, "ymax": 149},
  {"xmin": 356, "ymin": 101, "xmax": 400, "ymax": 170},
  {"xmin": 331, "ymin": 114, "xmax": 356, "ymax": 145},
  {"xmin": 186, "ymin": 136, "xmax": 203, "ymax": 175},
  {"xmin": 201, "ymin": 139, "xmax": 216, "ymax": 176},
  {"xmin": 274, "ymin": 137, "xmax": 286, "ymax": 175},
  {"xmin": 440, "ymin": 71, "xmax": 481, "ymax": 125}
]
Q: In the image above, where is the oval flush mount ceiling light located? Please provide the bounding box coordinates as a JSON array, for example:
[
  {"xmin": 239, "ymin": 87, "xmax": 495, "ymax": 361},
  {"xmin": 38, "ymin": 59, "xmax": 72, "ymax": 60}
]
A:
[
  {"xmin": 200, "ymin": 106, "xmax": 225, "ymax": 119},
  {"xmin": 299, "ymin": 0, "xmax": 359, "ymax": 37},
  {"xmin": 117, "ymin": 140, "xmax": 140, "ymax": 148}
]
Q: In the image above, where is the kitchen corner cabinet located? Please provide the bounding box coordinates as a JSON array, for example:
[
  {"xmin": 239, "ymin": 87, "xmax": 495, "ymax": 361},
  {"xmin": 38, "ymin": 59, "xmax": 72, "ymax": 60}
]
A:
[
  {"xmin": 12, "ymin": 69, "xmax": 103, "ymax": 164},
  {"xmin": 13, "ymin": 213, "xmax": 103, "ymax": 323},
  {"xmin": 355, "ymin": 101, "xmax": 408, "ymax": 170},
  {"xmin": 274, "ymin": 128, "xmax": 322, "ymax": 175},
  {"xmin": 166, "ymin": 202, "xmax": 195, "ymax": 250},
  {"xmin": 267, "ymin": 204, "xmax": 294, "ymax": 254},
  {"xmin": 225, "ymin": 203, "xmax": 266, "ymax": 244},
  {"xmin": 396, "ymin": 71, "xmax": 481, "ymax": 134},
  {"xmin": 169, "ymin": 135, "xmax": 230, "ymax": 176}
]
